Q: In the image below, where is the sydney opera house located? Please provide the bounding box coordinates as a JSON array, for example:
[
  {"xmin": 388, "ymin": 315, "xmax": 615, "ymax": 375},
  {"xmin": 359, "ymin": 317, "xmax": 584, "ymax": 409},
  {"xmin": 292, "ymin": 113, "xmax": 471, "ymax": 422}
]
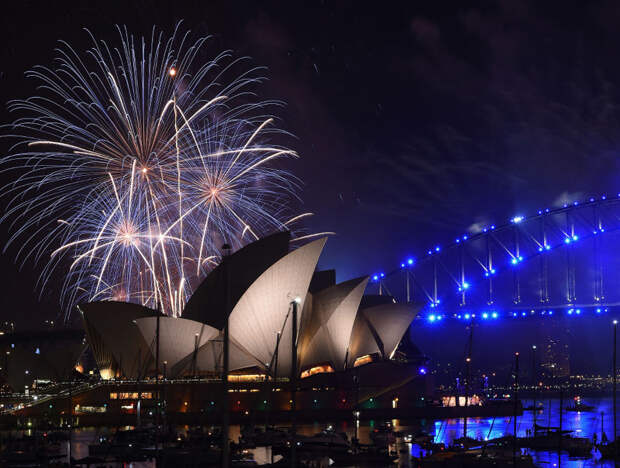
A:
[{"xmin": 11, "ymin": 232, "xmax": 429, "ymax": 422}]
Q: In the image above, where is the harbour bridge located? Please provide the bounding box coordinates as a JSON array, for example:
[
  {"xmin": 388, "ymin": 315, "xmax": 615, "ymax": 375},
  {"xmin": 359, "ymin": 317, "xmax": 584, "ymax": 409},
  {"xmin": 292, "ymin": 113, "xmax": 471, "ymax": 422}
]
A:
[{"xmin": 365, "ymin": 194, "xmax": 620, "ymax": 325}]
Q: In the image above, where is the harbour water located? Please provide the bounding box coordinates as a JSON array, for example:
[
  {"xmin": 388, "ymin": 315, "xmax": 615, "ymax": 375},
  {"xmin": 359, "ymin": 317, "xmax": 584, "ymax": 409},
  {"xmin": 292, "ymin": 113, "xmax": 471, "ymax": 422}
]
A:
[
  {"xmin": 425, "ymin": 397, "xmax": 615, "ymax": 467},
  {"xmin": 34, "ymin": 397, "xmax": 619, "ymax": 466}
]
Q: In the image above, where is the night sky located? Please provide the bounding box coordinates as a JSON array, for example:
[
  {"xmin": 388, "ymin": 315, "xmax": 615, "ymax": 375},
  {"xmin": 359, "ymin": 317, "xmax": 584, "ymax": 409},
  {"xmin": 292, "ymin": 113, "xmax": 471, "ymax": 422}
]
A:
[{"xmin": 2, "ymin": 1, "xmax": 620, "ymax": 372}]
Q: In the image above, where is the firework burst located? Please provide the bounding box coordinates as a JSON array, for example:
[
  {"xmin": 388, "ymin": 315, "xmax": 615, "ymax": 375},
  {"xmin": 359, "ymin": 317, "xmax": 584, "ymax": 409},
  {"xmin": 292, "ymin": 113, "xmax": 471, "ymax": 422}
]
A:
[{"xmin": 1, "ymin": 24, "xmax": 321, "ymax": 318}]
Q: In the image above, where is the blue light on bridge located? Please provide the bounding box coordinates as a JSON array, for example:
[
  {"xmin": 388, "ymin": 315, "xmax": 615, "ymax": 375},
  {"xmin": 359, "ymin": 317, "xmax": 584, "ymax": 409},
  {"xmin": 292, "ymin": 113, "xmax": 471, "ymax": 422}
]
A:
[
  {"xmin": 429, "ymin": 314, "xmax": 436, "ymax": 322},
  {"xmin": 511, "ymin": 256, "xmax": 524, "ymax": 265},
  {"xmin": 380, "ymin": 193, "xmax": 620, "ymax": 324},
  {"xmin": 419, "ymin": 367, "xmax": 427, "ymax": 375}
]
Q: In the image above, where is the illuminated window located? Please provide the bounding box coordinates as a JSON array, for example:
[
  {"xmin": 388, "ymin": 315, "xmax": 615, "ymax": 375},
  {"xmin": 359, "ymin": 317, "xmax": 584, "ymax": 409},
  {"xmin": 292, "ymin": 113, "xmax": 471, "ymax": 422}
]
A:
[
  {"xmin": 75, "ymin": 405, "xmax": 107, "ymax": 414},
  {"xmin": 301, "ymin": 364, "xmax": 335, "ymax": 379},
  {"xmin": 99, "ymin": 368, "xmax": 115, "ymax": 380},
  {"xmin": 228, "ymin": 374, "xmax": 266, "ymax": 382},
  {"xmin": 441, "ymin": 395, "xmax": 481, "ymax": 407},
  {"xmin": 353, "ymin": 355, "xmax": 373, "ymax": 367}
]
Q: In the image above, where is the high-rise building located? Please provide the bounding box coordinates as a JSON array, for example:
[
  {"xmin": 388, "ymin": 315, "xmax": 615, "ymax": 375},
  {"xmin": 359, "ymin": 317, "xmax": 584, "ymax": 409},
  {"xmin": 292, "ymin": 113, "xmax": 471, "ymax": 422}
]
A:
[{"xmin": 539, "ymin": 320, "xmax": 570, "ymax": 379}]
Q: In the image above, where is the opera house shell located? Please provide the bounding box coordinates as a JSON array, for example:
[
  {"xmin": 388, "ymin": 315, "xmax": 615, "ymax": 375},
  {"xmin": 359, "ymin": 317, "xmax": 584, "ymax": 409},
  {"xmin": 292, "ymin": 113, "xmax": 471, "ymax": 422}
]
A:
[
  {"xmin": 80, "ymin": 232, "xmax": 419, "ymax": 381},
  {"xmin": 66, "ymin": 232, "xmax": 428, "ymax": 418}
]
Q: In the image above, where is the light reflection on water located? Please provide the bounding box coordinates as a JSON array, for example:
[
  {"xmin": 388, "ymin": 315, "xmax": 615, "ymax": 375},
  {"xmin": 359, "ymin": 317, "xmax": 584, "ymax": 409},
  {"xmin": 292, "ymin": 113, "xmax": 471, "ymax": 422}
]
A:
[
  {"xmin": 33, "ymin": 397, "xmax": 620, "ymax": 467},
  {"xmin": 427, "ymin": 397, "xmax": 615, "ymax": 468}
]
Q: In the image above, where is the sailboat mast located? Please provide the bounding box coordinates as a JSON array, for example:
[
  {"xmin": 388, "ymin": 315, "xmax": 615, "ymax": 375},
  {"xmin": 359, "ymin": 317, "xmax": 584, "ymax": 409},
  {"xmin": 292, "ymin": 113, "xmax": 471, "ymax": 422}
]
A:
[
  {"xmin": 532, "ymin": 345, "xmax": 537, "ymax": 431},
  {"xmin": 155, "ymin": 311, "xmax": 160, "ymax": 452},
  {"xmin": 291, "ymin": 299, "xmax": 299, "ymax": 468},
  {"xmin": 464, "ymin": 323, "xmax": 473, "ymax": 439},
  {"xmin": 513, "ymin": 352, "xmax": 519, "ymax": 466},
  {"xmin": 613, "ymin": 319, "xmax": 617, "ymax": 458},
  {"xmin": 559, "ymin": 389, "xmax": 563, "ymax": 456},
  {"xmin": 221, "ymin": 243, "xmax": 232, "ymax": 468}
]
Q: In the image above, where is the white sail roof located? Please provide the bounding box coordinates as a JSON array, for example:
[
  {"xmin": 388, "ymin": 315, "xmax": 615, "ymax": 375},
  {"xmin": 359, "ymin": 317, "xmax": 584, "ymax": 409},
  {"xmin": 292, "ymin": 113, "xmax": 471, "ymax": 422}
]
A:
[
  {"xmin": 300, "ymin": 276, "xmax": 368, "ymax": 371},
  {"xmin": 79, "ymin": 301, "xmax": 160, "ymax": 379},
  {"xmin": 133, "ymin": 316, "xmax": 219, "ymax": 378},
  {"xmin": 365, "ymin": 303, "xmax": 419, "ymax": 358},
  {"xmin": 228, "ymin": 237, "xmax": 327, "ymax": 378},
  {"xmin": 347, "ymin": 303, "xmax": 420, "ymax": 367},
  {"xmin": 192, "ymin": 336, "xmax": 264, "ymax": 374},
  {"xmin": 182, "ymin": 231, "xmax": 291, "ymax": 328}
]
